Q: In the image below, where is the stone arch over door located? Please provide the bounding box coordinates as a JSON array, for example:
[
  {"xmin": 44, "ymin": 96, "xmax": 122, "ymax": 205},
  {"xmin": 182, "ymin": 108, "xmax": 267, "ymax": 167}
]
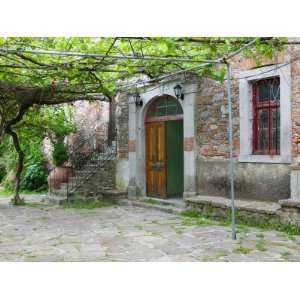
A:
[{"xmin": 128, "ymin": 80, "xmax": 197, "ymax": 200}]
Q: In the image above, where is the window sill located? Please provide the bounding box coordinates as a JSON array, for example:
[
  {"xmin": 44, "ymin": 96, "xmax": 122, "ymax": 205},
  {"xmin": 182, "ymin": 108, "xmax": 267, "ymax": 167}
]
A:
[{"xmin": 239, "ymin": 154, "xmax": 292, "ymax": 164}]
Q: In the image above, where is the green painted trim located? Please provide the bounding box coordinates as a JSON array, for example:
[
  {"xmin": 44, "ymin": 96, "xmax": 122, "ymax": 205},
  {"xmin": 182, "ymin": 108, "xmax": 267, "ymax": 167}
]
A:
[{"xmin": 166, "ymin": 120, "xmax": 183, "ymax": 196}]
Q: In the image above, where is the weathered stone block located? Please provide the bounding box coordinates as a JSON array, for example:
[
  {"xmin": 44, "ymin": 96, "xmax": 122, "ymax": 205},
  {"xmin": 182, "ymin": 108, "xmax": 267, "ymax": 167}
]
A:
[{"xmin": 290, "ymin": 166, "xmax": 300, "ymax": 201}]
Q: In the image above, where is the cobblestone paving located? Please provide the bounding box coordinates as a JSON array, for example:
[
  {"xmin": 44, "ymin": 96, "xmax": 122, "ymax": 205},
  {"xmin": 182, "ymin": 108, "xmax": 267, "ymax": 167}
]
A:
[{"xmin": 1, "ymin": 195, "xmax": 300, "ymax": 261}]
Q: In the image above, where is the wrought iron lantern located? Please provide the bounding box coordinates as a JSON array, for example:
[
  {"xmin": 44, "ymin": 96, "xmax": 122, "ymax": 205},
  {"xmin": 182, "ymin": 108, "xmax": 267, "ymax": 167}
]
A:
[
  {"xmin": 174, "ymin": 84, "xmax": 184, "ymax": 100},
  {"xmin": 133, "ymin": 92, "xmax": 143, "ymax": 107}
]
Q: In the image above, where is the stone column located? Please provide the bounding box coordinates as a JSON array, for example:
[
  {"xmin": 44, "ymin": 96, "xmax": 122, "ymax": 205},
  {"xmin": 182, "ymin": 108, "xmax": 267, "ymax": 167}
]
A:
[
  {"xmin": 182, "ymin": 84, "xmax": 197, "ymax": 199},
  {"xmin": 128, "ymin": 99, "xmax": 137, "ymax": 199}
]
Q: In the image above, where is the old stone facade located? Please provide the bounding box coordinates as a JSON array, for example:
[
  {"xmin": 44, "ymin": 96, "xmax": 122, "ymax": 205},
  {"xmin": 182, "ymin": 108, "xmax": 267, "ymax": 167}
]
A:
[{"xmin": 113, "ymin": 44, "xmax": 300, "ymax": 204}]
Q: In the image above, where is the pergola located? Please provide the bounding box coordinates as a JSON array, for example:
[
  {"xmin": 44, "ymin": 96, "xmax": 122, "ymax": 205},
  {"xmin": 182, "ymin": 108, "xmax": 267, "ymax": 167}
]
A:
[{"xmin": 0, "ymin": 37, "xmax": 290, "ymax": 238}]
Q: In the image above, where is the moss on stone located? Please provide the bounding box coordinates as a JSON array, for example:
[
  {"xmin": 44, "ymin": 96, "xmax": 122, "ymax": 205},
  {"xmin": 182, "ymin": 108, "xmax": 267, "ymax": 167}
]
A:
[{"xmin": 182, "ymin": 205, "xmax": 300, "ymax": 236}]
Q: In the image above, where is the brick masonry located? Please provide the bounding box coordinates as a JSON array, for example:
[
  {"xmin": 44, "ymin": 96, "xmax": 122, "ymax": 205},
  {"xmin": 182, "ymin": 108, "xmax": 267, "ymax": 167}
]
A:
[
  {"xmin": 128, "ymin": 140, "xmax": 136, "ymax": 152},
  {"xmin": 184, "ymin": 137, "xmax": 194, "ymax": 151}
]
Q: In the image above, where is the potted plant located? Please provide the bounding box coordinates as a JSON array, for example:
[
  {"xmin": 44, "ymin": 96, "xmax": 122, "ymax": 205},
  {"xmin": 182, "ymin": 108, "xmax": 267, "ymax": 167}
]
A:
[{"xmin": 48, "ymin": 139, "xmax": 73, "ymax": 191}]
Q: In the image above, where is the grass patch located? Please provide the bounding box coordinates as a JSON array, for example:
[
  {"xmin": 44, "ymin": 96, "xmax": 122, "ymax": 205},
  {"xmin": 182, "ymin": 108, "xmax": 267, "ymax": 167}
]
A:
[
  {"xmin": 21, "ymin": 190, "xmax": 47, "ymax": 195},
  {"xmin": 233, "ymin": 245, "xmax": 252, "ymax": 255},
  {"xmin": 181, "ymin": 216, "xmax": 218, "ymax": 227},
  {"xmin": 62, "ymin": 197, "xmax": 115, "ymax": 209},
  {"xmin": 181, "ymin": 209, "xmax": 219, "ymax": 227},
  {"xmin": 236, "ymin": 224, "xmax": 250, "ymax": 235},
  {"xmin": 0, "ymin": 187, "xmax": 12, "ymax": 196},
  {"xmin": 256, "ymin": 239, "xmax": 267, "ymax": 252},
  {"xmin": 215, "ymin": 251, "xmax": 229, "ymax": 259},
  {"xmin": 181, "ymin": 209, "xmax": 203, "ymax": 218},
  {"xmin": 280, "ymin": 251, "xmax": 291, "ymax": 259},
  {"xmin": 0, "ymin": 186, "xmax": 46, "ymax": 197}
]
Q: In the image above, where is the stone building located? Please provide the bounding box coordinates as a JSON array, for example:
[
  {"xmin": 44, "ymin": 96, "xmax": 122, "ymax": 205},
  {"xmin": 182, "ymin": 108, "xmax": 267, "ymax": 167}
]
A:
[
  {"xmin": 51, "ymin": 42, "xmax": 300, "ymax": 224},
  {"xmin": 113, "ymin": 43, "xmax": 300, "ymax": 211}
]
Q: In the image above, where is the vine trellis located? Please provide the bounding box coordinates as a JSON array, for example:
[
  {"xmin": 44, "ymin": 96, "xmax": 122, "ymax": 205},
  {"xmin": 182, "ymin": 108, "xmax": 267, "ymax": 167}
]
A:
[{"xmin": 0, "ymin": 37, "xmax": 285, "ymax": 215}]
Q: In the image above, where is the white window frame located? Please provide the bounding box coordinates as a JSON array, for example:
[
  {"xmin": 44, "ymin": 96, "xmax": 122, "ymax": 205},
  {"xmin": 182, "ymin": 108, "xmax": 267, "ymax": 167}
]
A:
[{"xmin": 238, "ymin": 63, "xmax": 292, "ymax": 164}]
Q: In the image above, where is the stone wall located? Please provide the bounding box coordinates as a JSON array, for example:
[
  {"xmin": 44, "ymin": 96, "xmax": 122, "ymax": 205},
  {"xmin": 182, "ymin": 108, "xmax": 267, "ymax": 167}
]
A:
[
  {"xmin": 112, "ymin": 45, "xmax": 300, "ymax": 201},
  {"xmin": 115, "ymin": 92, "xmax": 129, "ymax": 159},
  {"xmin": 290, "ymin": 45, "xmax": 300, "ymax": 157},
  {"xmin": 195, "ymin": 46, "xmax": 299, "ymax": 201},
  {"xmin": 75, "ymin": 160, "xmax": 116, "ymax": 196},
  {"xmin": 196, "ymin": 77, "xmax": 239, "ymax": 159},
  {"xmin": 197, "ymin": 158, "xmax": 290, "ymax": 201}
]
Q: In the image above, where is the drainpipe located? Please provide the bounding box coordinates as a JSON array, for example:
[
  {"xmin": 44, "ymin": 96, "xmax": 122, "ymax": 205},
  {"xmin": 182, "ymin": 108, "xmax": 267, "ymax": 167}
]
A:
[{"xmin": 224, "ymin": 60, "xmax": 237, "ymax": 240}]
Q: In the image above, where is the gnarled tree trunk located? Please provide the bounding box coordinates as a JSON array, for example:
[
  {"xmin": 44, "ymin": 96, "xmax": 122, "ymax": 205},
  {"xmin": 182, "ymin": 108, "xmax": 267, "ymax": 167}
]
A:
[
  {"xmin": 5, "ymin": 127, "xmax": 24, "ymax": 204},
  {"xmin": 4, "ymin": 104, "xmax": 28, "ymax": 205}
]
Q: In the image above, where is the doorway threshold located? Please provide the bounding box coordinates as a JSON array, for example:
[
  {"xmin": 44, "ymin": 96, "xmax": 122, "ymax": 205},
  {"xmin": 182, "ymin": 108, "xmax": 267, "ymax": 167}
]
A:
[
  {"xmin": 143, "ymin": 197, "xmax": 185, "ymax": 208},
  {"xmin": 120, "ymin": 196, "xmax": 186, "ymax": 215}
]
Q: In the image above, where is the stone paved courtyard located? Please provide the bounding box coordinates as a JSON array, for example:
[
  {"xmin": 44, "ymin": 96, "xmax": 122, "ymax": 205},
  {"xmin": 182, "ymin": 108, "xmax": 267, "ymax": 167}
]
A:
[{"xmin": 1, "ymin": 195, "xmax": 300, "ymax": 261}]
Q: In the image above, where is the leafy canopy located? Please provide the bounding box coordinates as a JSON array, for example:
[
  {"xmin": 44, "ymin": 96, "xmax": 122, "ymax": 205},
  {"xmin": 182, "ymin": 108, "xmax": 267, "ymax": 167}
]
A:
[{"xmin": 0, "ymin": 37, "xmax": 286, "ymax": 96}]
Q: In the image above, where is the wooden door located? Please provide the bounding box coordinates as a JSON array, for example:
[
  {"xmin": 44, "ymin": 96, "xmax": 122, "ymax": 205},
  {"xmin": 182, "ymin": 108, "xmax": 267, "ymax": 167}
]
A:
[{"xmin": 146, "ymin": 122, "xmax": 167, "ymax": 198}]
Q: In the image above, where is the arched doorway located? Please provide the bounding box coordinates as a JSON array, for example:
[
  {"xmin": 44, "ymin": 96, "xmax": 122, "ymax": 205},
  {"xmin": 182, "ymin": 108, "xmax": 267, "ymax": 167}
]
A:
[{"xmin": 145, "ymin": 95, "xmax": 184, "ymax": 199}]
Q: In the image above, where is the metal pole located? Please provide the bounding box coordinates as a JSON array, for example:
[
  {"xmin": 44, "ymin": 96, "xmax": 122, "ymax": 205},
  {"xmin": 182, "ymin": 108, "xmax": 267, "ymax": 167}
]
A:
[{"xmin": 225, "ymin": 61, "xmax": 237, "ymax": 240}]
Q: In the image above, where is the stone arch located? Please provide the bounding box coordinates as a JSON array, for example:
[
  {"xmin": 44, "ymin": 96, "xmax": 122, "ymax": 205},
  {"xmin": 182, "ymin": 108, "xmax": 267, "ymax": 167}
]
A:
[{"xmin": 127, "ymin": 81, "xmax": 197, "ymax": 200}]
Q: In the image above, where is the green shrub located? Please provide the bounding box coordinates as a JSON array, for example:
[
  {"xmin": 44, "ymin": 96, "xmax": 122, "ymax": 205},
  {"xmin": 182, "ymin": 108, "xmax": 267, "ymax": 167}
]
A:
[
  {"xmin": 0, "ymin": 165, "xmax": 6, "ymax": 183},
  {"xmin": 1, "ymin": 170, "xmax": 15, "ymax": 191},
  {"xmin": 20, "ymin": 161, "xmax": 48, "ymax": 191},
  {"xmin": 52, "ymin": 142, "xmax": 69, "ymax": 166}
]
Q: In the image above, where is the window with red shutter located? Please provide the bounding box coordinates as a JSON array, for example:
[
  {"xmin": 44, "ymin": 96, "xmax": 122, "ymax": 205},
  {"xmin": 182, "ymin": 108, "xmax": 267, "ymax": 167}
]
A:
[{"xmin": 252, "ymin": 77, "xmax": 280, "ymax": 155}]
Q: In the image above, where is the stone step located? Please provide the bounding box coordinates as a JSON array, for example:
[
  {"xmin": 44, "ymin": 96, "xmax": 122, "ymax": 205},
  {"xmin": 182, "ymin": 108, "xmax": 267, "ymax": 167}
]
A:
[
  {"xmin": 185, "ymin": 195, "xmax": 281, "ymax": 225},
  {"xmin": 119, "ymin": 199, "xmax": 184, "ymax": 215},
  {"xmin": 185, "ymin": 195, "xmax": 280, "ymax": 214},
  {"xmin": 143, "ymin": 197, "xmax": 186, "ymax": 209}
]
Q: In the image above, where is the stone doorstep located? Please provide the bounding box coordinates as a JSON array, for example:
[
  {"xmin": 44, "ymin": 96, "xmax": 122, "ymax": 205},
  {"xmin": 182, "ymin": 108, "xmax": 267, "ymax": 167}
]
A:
[
  {"xmin": 119, "ymin": 199, "xmax": 184, "ymax": 215},
  {"xmin": 143, "ymin": 197, "xmax": 186, "ymax": 209},
  {"xmin": 185, "ymin": 195, "xmax": 281, "ymax": 215},
  {"xmin": 278, "ymin": 199, "xmax": 300, "ymax": 209}
]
